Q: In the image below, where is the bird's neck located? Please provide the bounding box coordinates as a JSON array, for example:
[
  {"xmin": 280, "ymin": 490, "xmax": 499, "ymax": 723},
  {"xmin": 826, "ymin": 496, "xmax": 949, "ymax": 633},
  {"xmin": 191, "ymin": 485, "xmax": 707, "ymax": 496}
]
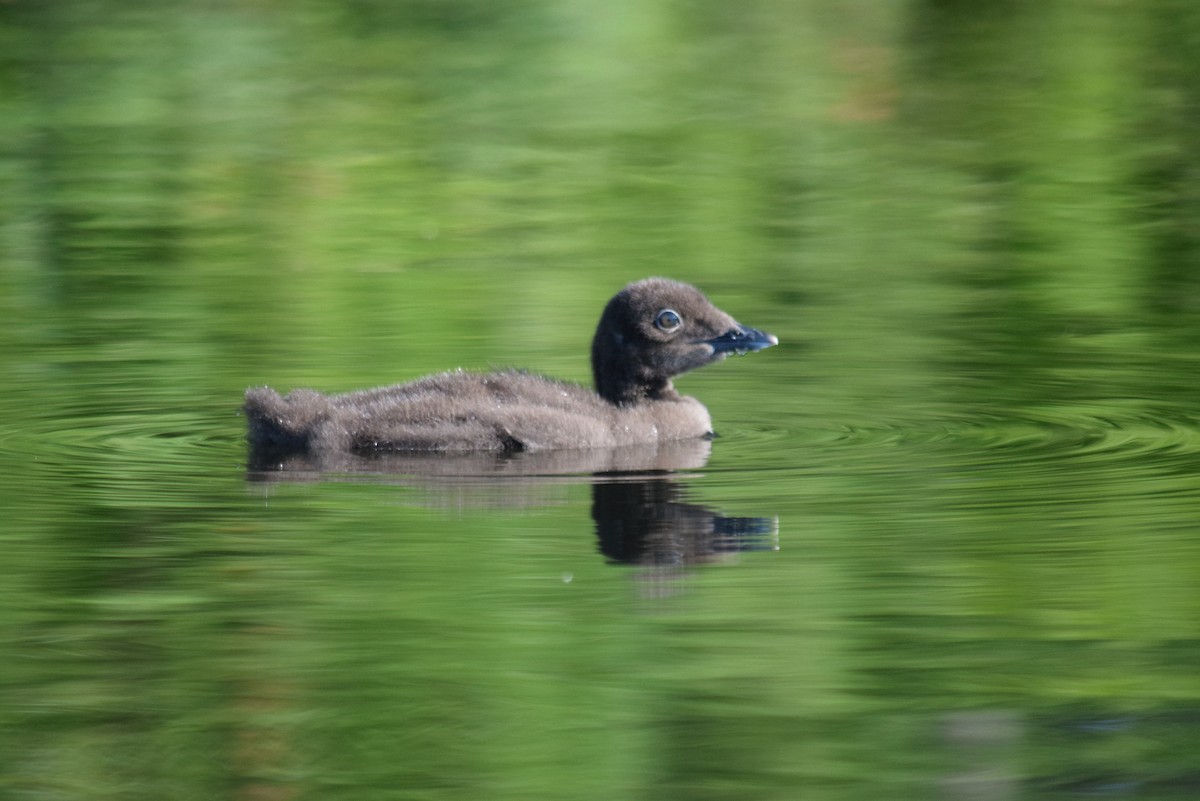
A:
[{"xmin": 597, "ymin": 374, "xmax": 679, "ymax": 406}]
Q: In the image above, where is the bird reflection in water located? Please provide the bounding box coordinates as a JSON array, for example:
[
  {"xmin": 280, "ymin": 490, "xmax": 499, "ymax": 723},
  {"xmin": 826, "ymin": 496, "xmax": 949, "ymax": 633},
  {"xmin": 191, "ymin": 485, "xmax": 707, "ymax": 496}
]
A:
[
  {"xmin": 591, "ymin": 476, "xmax": 777, "ymax": 594},
  {"xmin": 247, "ymin": 438, "xmax": 778, "ymax": 581},
  {"xmin": 593, "ymin": 477, "xmax": 777, "ymax": 565}
]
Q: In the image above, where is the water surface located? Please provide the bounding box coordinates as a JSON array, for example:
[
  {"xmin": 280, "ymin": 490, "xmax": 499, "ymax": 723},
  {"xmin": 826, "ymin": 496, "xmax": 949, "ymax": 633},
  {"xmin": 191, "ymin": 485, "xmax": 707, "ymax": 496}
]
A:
[{"xmin": 3, "ymin": 2, "xmax": 1200, "ymax": 799}]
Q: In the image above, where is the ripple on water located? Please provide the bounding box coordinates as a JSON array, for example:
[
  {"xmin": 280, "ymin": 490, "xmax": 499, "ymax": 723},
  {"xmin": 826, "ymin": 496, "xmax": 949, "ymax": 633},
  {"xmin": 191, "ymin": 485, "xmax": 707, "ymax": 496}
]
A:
[
  {"xmin": 0, "ymin": 402, "xmax": 239, "ymax": 507},
  {"xmin": 5, "ymin": 398, "xmax": 1200, "ymax": 508},
  {"xmin": 814, "ymin": 403, "xmax": 1200, "ymax": 486}
]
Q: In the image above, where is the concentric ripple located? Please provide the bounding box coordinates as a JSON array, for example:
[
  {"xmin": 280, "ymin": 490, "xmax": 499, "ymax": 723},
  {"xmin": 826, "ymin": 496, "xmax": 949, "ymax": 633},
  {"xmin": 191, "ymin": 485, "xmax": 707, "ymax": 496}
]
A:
[
  {"xmin": 823, "ymin": 403, "xmax": 1200, "ymax": 474},
  {"xmin": 0, "ymin": 399, "xmax": 240, "ymax": 506},
  {"xmin": 5, "ymin": 398, "xmax": 1200, "ymax": 504}
]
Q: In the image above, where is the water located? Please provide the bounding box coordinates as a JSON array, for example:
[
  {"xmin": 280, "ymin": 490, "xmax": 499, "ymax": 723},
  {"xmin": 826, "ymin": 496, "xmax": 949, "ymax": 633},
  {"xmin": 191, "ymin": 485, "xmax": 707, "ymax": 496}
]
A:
[{"xmin": 3, "ymin": 1, "xmax": 1200, "ymax": 799}]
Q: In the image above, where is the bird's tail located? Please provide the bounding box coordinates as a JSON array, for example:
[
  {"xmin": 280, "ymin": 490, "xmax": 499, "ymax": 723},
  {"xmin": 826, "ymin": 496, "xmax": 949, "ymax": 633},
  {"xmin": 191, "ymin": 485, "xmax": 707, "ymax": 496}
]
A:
[{"xmin": 243, "ymin": 387, "xmax": 330, "ymax": 450}]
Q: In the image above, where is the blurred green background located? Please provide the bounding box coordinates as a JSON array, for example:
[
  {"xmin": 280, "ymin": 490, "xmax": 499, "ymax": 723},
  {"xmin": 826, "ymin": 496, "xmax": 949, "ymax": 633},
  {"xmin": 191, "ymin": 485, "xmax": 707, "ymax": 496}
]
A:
[{"xmin": 2, "ymin": 1, "xmax": 1200, "ymax": 799}]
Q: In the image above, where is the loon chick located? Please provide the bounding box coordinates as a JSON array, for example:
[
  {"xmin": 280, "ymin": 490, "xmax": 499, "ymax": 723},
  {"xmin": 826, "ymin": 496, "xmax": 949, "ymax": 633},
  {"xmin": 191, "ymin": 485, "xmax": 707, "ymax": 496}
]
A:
[{"xmin": 244, "ymin": 278, "xmax": 777, "ymax": 453}]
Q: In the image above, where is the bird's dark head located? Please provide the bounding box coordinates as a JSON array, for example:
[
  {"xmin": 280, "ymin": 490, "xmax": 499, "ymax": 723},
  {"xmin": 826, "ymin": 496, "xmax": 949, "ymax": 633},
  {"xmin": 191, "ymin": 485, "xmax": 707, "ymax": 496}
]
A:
[{"xmin": 590, "ymin": 278, "xmax": 778, "ymax": 405}]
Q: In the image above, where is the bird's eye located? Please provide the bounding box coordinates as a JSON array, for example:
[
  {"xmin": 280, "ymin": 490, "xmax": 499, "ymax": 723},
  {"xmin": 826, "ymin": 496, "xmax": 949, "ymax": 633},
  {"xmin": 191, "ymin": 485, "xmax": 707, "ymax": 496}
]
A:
[{"xmin": 655, "ymin": 309, "xmax": 682, "ymax": 332}]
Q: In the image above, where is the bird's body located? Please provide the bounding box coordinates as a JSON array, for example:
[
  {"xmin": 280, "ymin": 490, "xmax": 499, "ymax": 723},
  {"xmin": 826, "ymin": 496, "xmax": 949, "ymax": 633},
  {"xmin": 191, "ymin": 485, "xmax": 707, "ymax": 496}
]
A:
[
  {"xmin": 245, "ymin": 368, "xmax": 712, "ymax": 452},
  {"xmin": 244, "ymin": 278, "xmax": 776, "ymax": 454}
]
